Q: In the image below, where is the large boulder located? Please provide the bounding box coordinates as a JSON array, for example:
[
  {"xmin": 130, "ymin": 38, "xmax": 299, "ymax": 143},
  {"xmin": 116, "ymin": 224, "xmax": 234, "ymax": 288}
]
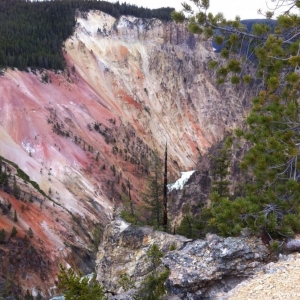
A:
[{"xmin": 163, "ymin": 233, "xmax": 270, "ymax": 299}]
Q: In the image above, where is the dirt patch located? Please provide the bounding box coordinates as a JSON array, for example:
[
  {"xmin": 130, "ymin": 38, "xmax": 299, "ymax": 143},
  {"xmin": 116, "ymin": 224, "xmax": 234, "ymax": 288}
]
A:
[{"xmin": 225, "ymin": 254, "xmax": 300, "ymax": 300}]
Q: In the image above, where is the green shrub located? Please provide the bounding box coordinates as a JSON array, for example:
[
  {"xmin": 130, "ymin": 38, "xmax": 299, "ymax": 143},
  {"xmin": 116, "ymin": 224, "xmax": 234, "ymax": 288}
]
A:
[
  {"xmin": 57, "ymin": 264, "xmax": 107, "ymax": 300},
  {"xmin": 134, "ymin": 244, "xmax": 169, "ymax": 300},
  {"xmin": 118, "ymin": 273, "xmax": 135, "ymax": 291}
]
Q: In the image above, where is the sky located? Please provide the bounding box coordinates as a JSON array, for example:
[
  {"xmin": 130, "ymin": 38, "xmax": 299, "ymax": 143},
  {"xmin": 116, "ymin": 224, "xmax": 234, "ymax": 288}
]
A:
[{"xmin": 112, "ymin": 0, "xmax": 298, "ymax": 20}]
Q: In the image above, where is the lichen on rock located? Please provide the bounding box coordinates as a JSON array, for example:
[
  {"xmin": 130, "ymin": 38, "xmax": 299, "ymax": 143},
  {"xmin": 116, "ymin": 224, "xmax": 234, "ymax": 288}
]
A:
[
  {"xmin": 96, "ymin": 219, "xmax": 270, "ymax": 299},
  {"xmin": 96, "ymin": 218, "xmax": 190, "ymax": 294},
  {"xmin": 163, "ymin": 234, "xmax": 270, "ymax": 299}
]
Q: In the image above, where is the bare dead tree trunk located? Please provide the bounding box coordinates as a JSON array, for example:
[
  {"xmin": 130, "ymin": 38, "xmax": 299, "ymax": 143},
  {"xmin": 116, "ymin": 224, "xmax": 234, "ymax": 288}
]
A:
[
  {"xmin": 163, "ymin": 143, "xmax": 168, "ymax": 231},
  {"xmin": 127, "ymin": 180, "xmax": 134, "ymax": 217}
]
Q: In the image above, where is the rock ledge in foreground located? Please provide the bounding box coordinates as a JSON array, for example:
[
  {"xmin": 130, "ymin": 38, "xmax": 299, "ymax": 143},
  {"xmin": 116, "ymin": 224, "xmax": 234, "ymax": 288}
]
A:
[{"xmin": 163, "ymin": 233, "xmax": 270, "ymax": 299}]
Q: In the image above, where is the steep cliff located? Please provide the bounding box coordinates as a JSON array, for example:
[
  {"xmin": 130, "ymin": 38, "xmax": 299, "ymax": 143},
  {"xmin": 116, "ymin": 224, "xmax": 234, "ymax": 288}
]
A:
[
  {"xmin": 0, "ymin": 10, "xmax": 254, "ymax": 297},
  {"xmin": 67, "ymin": 11, "xmax": 253, "ymax": 167}
]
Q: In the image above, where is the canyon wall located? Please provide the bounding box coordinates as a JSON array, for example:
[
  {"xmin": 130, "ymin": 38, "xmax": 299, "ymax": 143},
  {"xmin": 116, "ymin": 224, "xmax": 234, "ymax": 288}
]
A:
[{"xmin": 0, "ymin": 11, "xmax": 254, "ymax": 297}]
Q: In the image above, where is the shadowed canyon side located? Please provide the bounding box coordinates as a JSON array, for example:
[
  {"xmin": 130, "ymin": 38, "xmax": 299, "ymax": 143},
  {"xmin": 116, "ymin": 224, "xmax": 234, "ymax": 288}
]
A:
[{"xmin": 0, "ymin": 10, "xmax": 254, "ymax": 296}]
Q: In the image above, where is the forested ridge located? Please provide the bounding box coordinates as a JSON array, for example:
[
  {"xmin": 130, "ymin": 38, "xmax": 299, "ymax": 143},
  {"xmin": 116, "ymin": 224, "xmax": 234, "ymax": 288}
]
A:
[{"xmin": 0, "ymin": 0, "xmax": 174, "ymax": 71}]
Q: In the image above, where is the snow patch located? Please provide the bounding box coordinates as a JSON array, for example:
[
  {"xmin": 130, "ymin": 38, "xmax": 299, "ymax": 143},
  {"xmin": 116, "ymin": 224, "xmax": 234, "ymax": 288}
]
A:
[
  {"xmin": 117, "ymin": 218, "xmax": 130, "ymax": 233},
  {"xmin": 66, "ymin": 262, "xmax": 71, "ymax": 269},
  {"xmin": 115, "ymin": 218, "xmax": 130, "ymax": 233},
  {"xmin": 50, "ymin": 296, "xmax": 64, "ymax": 300},
  {"xmin": 168, "ymin": 171, "xmax": 195, "ymax": 191}
]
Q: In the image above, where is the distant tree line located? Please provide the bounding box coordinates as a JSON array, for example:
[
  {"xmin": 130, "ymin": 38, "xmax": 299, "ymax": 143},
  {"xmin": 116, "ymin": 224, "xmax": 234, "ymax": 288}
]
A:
[{"xmin": 0, "ymin": 0, "xmax": 174, "ymax": 71}]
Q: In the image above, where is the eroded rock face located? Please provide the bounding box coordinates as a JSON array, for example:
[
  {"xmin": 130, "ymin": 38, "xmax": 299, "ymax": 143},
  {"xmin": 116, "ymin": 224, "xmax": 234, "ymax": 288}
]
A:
[
  {"xmin": 96, "ymin": 218, "xmax": 190, "ymax": 294},
  {"xmin": 163, "ymin": 234, "xmax": 270, "ymax": 299},
  {"xmin": 68, "ymin": 11, "xmax": 255, "ymax": 170},
  {"xmin": 97, "ymin": 220, "xmax": 270, "ymax": 299}
]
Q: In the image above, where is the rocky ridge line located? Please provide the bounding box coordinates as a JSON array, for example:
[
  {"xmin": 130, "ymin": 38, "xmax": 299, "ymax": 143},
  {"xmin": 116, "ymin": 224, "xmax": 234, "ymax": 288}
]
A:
[{"xmin": 96, "ymin": 219, "xmax": 270, "ymax": 299}]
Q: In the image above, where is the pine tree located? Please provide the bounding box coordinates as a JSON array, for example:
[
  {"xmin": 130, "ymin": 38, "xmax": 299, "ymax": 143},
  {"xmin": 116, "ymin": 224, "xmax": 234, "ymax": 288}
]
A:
[
  {"xmin": 0, "ymin": 228, "xmax": 6, "ymax": 244},
  {"xmin": 13, "ymin": 209, "xmax": 18, "ymax": 222},
  {"xmin": 36, "ymin": 291, "xmax": 43, "ymax": 300},
  {"xmin": 210, "ymin": 143, "xmax": 231, "ymax": 198},
  {"xmin": 120, "ymin": 180, "xmax": 141, "ymax": 224},
  {"xmin": 13, "ymin": 177, "xmax": 20, "ymax": 199},
  {"xmin": 177, "ymin": 205, "xmax": 196, "ymax": 238},
  {"xmin": 162, "ymin": 143, "xmax": 168, "ymax": 231},
  {"xmin": 0, "ymin": 168, "xmax": 8, "ymax": 186},
  {"xmin": 143, "ymin": 151, "xmax": 163, "ymax": 229},
  {"xmin": 57, "ymin": 264, "xmax": 107, "ymax": 300},
  {"xmin": 118, "ymin": 273, "xmax": 135, "ymax": 292},
  {"xmin": 24, "ymin": 290, "xmax": 34, "ymax": 300},
  {"xmin": 10, "ymin": 226, "xmax": 17, "ymax": 238},
  {"xmin": 27, "ymin": 227, "xmax": 33, "ymax": 238},
  {"xmin": 173, "ymin": 0, "xmax": 300, "ymax": 238},
  {"xmin": 133, "ymin": 244, "xmax": 169, "ymax": 300}
]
